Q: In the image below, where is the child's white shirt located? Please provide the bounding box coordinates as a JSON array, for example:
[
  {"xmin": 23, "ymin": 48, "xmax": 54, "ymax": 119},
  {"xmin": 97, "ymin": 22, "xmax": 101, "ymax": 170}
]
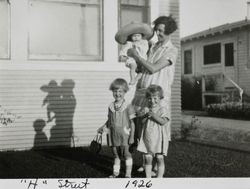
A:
[{"xmin": 119, "ymin": 39, "xmax": 149, "ymax": 60}]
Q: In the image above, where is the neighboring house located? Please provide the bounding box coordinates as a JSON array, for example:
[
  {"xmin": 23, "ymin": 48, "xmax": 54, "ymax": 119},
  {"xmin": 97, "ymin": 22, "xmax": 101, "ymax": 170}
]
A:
[
  {"xmin": 0, "ymin": 0, "xmax": 181, "ymax": 150},
  {"xmin": 181, "ymin": 19, "xmax": 250, "ymax": 108}
]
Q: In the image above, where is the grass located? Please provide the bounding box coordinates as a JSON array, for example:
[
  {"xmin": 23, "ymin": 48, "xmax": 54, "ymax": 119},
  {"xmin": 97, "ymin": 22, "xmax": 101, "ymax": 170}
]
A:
[{"xmin": 1, "ymin": 140, "xmax": 250, "ymax": 178}]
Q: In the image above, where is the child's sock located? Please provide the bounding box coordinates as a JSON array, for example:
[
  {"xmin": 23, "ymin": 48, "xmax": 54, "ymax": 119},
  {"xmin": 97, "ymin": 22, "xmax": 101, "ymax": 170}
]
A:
[
  {"xmin": 145, "ymin": 164, "xmax": 152, "ymax": 178},
  {"xmin": 125, "ymin": 158, "xmax": 133, "ymax": 178},
  {"xmin": 137, "ymin": 155, "xmax": 145, "ymax": 172},
  {"xmin": 157, "ymin": 164, "xmax": 165, "ymax": 178},
  {"xmin": 113, "ymin": 158, "xmax": 121, "ymax": 176},
  {"xmin": 156, "ymin": 155, "xmax": 165, "ymax": 178}
]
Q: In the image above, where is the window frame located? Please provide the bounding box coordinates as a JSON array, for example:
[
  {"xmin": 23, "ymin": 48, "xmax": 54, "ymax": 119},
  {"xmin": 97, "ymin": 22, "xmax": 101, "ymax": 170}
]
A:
[
  {"xmin": 183, "ymin": 49, "xmax": 193, "ymax": 75},
  {"xmin": 118, "ymin": 0, "xmax": 151, "ymax": 28},
  {"xmin": 27, "ymin": 0, "xmax": 104, "ymax": 61},
  {"xmin": 224, "ymin": 42, "xmax": 234, "ymax": 67},
  {"xmin": 0, "ymin": 0, "xmax": 11, "ymax": 60},
  {"xmin": 203, "ymin": 42, "xmax": 221, "ymax": 66}
]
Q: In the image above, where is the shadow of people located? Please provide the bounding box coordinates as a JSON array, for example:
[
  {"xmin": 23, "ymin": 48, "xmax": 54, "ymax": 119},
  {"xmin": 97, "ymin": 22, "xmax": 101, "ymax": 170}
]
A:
[
  {"xmin": 44, "ymin": 79, "xmax": 76, "ymax": 147},
  {"xmin": 40, "ymin": 80, "xmax": 60, "ymax": 123},
  {"xmin": 32, "ymin": 119, "xmax": 49, "ymax": 150}
]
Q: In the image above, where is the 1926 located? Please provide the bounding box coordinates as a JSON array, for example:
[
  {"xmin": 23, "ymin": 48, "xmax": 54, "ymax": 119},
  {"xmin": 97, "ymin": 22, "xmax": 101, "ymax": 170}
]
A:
[{"xmin": 125, "ymin": 180, "xmax": 152, "ymax": 188}]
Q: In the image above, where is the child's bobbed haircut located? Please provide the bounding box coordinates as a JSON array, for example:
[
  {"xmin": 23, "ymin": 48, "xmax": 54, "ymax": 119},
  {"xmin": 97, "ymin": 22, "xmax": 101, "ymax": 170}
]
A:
[
  {"xmin": 153, "ymin": 15, "xmax": 177, "ymax": 35},
  {"xmin": 145, "ymin": 84, "xmax": 164, "ymax": 99},
  {"xmin": 109, "ymin": 78, "xmax": 129, "ymax": 92}
]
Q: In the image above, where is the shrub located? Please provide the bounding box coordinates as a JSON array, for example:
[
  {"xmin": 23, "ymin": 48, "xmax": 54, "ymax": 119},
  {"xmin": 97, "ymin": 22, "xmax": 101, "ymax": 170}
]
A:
[
  {"xmin": 181, "ymin": 116, "xmax": 200, "ymax": 140},
  {"xmin": 181, "ymin": 76, "xmax": 202, "ymax": 110},
  {"xmin": 205, "ymin": 102, "xmax": 250, "ymax": 120}
]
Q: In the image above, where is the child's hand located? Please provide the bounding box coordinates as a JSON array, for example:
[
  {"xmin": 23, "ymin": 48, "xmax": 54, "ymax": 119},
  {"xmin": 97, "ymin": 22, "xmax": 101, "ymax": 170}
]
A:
[
  {"xmin": 119, "ymin": 55, "xmax": 128, "ymax": 62},
  {"xmin": 144, "ymin": 107, "xmax": 150, "ymax": 114},
  {"xmin": 147, "ymin": 110, "xmax": 154, "ymax": 118},
  {"xmin": 136, "ymin": 107, "xmax": 149, "ymax": 117},
  {"xmin": 129, "ymin": 136, "xmax": 134, "ymax": 145},
  {"xmin": 97, "ymin": 127, "xmax": 104, "ymax": 134}
]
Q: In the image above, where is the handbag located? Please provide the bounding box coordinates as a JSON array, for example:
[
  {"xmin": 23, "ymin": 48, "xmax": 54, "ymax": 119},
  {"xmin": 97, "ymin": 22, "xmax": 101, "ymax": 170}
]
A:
[{"xmin": 89, "ymin": 133, "xmax": 102, "ymax": 154}]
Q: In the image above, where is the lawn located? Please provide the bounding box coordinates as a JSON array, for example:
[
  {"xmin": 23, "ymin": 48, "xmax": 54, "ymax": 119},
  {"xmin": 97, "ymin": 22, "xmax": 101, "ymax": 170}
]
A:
[{"xmin": 0, "ymin": 140, "xmax": 250, "ymax": 178}]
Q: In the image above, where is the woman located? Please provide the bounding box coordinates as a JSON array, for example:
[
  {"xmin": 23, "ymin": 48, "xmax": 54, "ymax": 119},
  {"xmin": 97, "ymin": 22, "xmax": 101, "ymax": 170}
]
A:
[{"xmin": 128, "ymin": 16, "xmax": 178, "ymax": 177}]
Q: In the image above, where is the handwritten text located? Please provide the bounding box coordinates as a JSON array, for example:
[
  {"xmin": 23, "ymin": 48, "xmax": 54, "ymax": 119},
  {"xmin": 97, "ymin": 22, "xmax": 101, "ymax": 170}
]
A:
[{"xmin": 125, "ymin": 180, "xmax": 153, "ymax": 188}]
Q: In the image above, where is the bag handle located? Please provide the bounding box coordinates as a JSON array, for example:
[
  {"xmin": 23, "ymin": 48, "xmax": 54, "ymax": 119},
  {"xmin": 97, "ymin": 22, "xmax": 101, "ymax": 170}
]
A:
[{"xmin": 94, "ymin": 133, "xmax": 102, "ymax": 144}]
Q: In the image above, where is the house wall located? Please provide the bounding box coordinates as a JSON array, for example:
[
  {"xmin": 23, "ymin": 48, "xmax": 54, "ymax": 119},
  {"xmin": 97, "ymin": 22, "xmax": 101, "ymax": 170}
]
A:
[
  {"xmin": 0, "ymin": 0, "xmax": 181, "ymax": 150},
  {"xmin": 181, "ymin": 29, "xmax": 250, "ymax": 95},
  {"xmin": 238, "ymin": 29, "xmax": 250, "ymax": 97}
]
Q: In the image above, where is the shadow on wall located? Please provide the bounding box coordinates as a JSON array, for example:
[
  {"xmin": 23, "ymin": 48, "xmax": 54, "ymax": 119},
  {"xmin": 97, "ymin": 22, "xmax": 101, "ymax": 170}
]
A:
[
  {"xmin": 33, "ymin": 119, "xmax": 49, "ymax": 149},
  {"xmin": 33, "ymin": 79, "xmax": 76, "ymax": 149}
]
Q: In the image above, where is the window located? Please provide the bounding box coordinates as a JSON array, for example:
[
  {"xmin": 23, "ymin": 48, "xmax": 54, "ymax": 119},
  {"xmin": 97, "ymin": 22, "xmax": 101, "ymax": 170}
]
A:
[
  {"xmin": 203, "ymin": 43, "xmax": 221, "ymax": 65},
  {"xmin": 0, "ymin": 0, "xmax": 10, "ymax": 59},
  {"xmin": 184, "ymin": 50, "xmax": 192, "ymax": 74},
  {"xmin": 28, "ymin": 0, "xmax": 103, "ymax": 61},
  {"xmin": 224, "ymin": 43, "xmax": 234, "ymax": 67},
  {"xmin": 118, "ymin": 0, "xmax": 150, "ymax": 58},
  {"xmin": 119, "ymin": 0, "xmax": 150, "ymax": 27}
]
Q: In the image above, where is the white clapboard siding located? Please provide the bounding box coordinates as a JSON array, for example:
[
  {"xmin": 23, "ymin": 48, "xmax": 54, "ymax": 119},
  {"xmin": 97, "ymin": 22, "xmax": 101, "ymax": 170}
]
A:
[
  {"xmin": 0, "ymin": 70, "xmax": 133, "ymax": 150},
  {"xmin": 0, "ymin": 0, "xmax": 181, "ymax": 150},
  {"xmin": 167, "ymin": 0, "xmax": 181, "ymax": 136},
  {"xmin": 238, "ymin": 31, "xmax": 250, "ymax": 95}
]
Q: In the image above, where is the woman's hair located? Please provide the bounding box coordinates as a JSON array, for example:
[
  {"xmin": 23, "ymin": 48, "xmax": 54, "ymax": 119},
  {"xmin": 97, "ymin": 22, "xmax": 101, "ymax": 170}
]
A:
[
  {"xmin": 145, "ymin": 85, "xmax": 164, "ymax": 99},
  {"xmin": 153, "ymin": 15, "xmax": 177, "ymax": 35},
  {"xmin": 127, "ymin": 33, "xmax": 144, "ymax": 42},
  {"xmin": 109, "ymin": 78, "xmax": 129, "ymax": 92}
]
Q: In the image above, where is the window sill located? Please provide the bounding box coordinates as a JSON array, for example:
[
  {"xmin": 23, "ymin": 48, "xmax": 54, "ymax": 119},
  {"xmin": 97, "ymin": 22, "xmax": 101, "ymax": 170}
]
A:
[
  {"xmin": 0, "ymin": 60, "xmax": 126, "ymax": 72},
  {"xmin": 183, "ymin": 73, "xmax": 193, "ymax": 76},
  {"xmin": 202, "ymin": 63, "xmax": 221, "ymax": 68}
]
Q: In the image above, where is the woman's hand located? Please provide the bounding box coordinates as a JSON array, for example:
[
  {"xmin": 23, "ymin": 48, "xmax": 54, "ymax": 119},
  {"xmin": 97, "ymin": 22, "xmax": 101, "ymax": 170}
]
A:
[{"xmin": 127, "ymin": 48, "xmax": 139, "ymax": 59}]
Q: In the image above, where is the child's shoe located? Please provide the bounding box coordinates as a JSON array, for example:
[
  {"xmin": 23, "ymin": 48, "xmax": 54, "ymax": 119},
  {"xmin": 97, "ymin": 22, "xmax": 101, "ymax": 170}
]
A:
[
  {"xmin": 137, "ymin": 167, "xmax": 144, "ymax": 172},
  {"xmin": 109, "ymin": 172, "xmax": 119, "ymax": 178},
  {"xmin": 109, "ymin": 174, "xmax": 118, "ymax": 178},
  {"xmin": 151, "ymin": 170, "xmax": 157, "ymax": 177}
]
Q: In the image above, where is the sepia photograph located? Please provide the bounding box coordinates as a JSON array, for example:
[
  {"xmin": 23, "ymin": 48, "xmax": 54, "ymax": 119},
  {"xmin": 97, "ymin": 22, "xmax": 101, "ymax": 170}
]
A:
[{"xmin": 0, "ymin": 0, "xmax": 250, "ymax": 188}]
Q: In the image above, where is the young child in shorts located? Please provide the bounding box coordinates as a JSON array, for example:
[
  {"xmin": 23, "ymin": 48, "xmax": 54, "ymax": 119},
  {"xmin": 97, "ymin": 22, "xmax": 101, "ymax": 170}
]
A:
[{"xmin": 97, "ymin": 78, "xmax": 135, "ymax": 178}]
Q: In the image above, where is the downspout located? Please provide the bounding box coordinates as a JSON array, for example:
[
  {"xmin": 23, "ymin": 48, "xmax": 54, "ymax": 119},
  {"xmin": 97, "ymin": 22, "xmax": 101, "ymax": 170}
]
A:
[
  {"xmin": 247, "ymin": 1, "xmax": 250, "ymax": 69},
  {"xmin": 247, "ymin": 25, "xmax": 250, "ymax": 69}
]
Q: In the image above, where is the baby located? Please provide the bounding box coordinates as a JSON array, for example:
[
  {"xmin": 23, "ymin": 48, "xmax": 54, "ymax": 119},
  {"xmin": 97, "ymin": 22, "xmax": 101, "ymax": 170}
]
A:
[{"xmin": 115, "ymin": 23, "xmax": 153, "ymax": 85}]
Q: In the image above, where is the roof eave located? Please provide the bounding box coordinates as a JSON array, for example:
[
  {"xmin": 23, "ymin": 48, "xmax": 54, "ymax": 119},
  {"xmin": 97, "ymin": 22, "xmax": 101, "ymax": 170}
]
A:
[{"xmin": 181, "ymin": 19, "xmax": 250, "ymax": 43}]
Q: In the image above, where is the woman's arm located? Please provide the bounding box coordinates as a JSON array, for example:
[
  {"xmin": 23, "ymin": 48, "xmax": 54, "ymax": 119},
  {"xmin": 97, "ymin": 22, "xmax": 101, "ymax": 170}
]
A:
[{"xmin": 127, "ymin": 48, "xmax": 172, "ymax": 74}]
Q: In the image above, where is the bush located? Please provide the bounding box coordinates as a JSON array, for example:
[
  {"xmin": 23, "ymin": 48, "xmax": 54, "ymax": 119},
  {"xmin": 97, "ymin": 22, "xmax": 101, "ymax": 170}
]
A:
[
  {"xmin": 181, "ymin": 76, "xmax": 202, "ymax": 110},
  {"xmin": 181, "ymin": 116, "xmax": 200, "ymax": 140},
  {"xmin": 205, "ymin": 102, "xmax": 250, "ymax": 120}
]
